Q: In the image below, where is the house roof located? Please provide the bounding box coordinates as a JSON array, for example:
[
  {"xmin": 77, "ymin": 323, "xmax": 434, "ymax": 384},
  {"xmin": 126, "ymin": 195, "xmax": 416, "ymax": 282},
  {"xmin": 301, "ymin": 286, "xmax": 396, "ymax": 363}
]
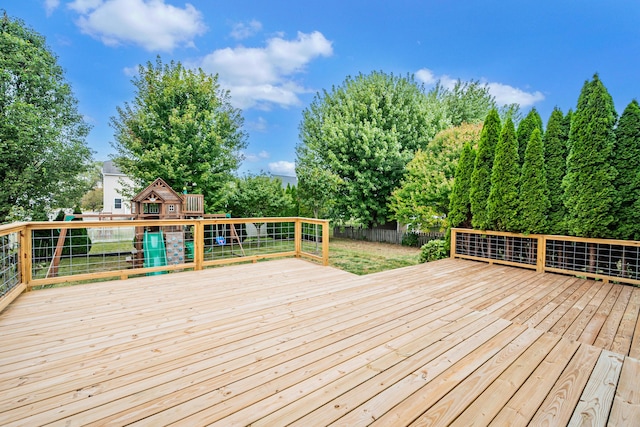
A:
[
  {"xmin": 102, "ymin": 160, "xmax": 126, "ymax": 176},
  {"xmin": 131, "ymin": 178, "xmax": 184, "ymax": 203}
]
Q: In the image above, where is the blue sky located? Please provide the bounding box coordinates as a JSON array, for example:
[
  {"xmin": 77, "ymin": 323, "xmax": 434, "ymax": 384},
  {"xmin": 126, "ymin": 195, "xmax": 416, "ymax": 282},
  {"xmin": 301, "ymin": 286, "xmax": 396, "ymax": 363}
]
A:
[{"xmin": 5, "ymin": 1, "xmax": 640, "ymax": 176}]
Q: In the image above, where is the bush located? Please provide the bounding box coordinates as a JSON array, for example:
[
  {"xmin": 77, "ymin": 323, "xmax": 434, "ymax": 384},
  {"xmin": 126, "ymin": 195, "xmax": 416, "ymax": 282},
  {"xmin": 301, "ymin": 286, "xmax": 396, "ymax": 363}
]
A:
[
  {"xmin": 401, "ymin": 232, "xmax": 420, "ymax": 247},
  {"xmin": 419, "ymin": 239, "xmax": 448, "ymax": 263}
]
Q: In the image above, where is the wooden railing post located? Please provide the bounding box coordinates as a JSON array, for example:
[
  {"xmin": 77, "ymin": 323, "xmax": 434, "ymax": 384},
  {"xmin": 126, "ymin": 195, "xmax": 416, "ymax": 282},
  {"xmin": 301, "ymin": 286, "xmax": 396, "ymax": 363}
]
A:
[
  {"xmin": 21, "ymin": 225, "xmax": 32, "ymax": 291},
  {"xmin": 536, "ymin": 234, "xmax": 545, "ymax": 273},
  {"xmin": 294, "ymin": 219, "xmax": 302, "ymax": 258},
  {"xmin": 322, "ymin": 220, "xmax": 330, "ymax": 266},
  {"xmin": 450, "ymin": 228, "xmax": 457, "ymax": 258},
  {"xmin": 193, "ymin": 220, "xmax": 204, "ymax": 271}
]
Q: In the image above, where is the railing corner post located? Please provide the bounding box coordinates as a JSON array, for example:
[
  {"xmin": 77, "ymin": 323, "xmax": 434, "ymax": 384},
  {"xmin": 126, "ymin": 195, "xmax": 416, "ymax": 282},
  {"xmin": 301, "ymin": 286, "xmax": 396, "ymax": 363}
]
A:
[
  {"xmin": 21, "ymin": 226, "xmax": 32, "ymax": 291},
  {"xmin": 450, "ymin": 228, "xmax": 457, "ymax": 259}
]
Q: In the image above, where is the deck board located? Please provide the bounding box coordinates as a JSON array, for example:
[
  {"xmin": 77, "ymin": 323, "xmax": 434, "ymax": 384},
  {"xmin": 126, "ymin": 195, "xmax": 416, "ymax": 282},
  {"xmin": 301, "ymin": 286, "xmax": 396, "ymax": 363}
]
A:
[{"xmin": 1, "ymin": 258, "xmax": 640, "ymax": 426}]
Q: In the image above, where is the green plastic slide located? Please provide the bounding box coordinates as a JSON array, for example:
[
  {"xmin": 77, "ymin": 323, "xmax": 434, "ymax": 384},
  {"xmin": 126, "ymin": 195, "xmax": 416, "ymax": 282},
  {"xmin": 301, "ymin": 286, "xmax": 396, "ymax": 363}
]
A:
[{"xmin": 143, "ymin": 231, "xmax": 167, "ymax": 275}]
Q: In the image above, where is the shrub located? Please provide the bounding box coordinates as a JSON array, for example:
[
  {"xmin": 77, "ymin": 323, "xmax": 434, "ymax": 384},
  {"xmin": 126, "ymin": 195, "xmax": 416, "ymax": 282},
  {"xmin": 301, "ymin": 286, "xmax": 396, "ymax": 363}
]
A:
[
  {"xmin": 401, "ymin": 232, "xmax": 420, "ymax": 247},
  {"xmin": 419, "ymin": 239, "xmax": 448, "ymax": 263}
]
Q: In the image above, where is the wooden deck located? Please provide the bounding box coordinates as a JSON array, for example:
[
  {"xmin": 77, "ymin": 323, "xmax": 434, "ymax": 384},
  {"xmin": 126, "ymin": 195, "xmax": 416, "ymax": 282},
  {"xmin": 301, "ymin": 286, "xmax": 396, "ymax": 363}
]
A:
[{"xmin": 1, "ymin": 258, "xmax": 640, "ymax": 426}]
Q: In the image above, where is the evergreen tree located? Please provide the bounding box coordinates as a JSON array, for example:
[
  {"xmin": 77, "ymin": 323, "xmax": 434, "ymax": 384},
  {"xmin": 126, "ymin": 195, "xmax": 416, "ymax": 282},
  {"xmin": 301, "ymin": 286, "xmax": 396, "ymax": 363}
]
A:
[
  {"xmin": 470, "ymin": 109, "xmax": 501, "ymax": 229},
  {"xmin": 519, "ymin": 128, "xmax": 549, "ymax": 234},
  {"xmin": 543, "ymin": 108, "xmax": 571, "ymax": 235},
  {"xmin": 516, "ymin": 108, "xmax": 543, "ymax": 166},
  {"xmin": 487, "ymin": 118, "xmax": 520, "ymax": 232},
  {"xmin": 612, "ymin": 100, "xmax": 640, "ymax": 240},
  {"xmin": 563, "ymin": 74, "xmax": 617, "ymax": 239},
  {"xmin": 448, "ymin": 142, "xmax": 476, "ymax": 229}
]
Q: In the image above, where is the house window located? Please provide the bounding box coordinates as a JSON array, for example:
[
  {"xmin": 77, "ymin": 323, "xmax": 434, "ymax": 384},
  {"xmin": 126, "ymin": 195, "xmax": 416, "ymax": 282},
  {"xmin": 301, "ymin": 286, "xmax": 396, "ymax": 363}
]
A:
[
  {"xmin": 168, "ymin": 204, "xmax": 175, "ymax": 212},
  {"xmin": 114, "ymin": 198, "xmax": 122, "ymax": 209}
]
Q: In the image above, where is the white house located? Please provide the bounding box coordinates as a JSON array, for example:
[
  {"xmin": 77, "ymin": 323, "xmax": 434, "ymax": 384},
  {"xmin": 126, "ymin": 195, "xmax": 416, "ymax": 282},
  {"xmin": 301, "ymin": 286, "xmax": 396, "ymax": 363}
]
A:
[{"xmin": 102, "ymin": 161, "xmax": 134, "ymax": 214}]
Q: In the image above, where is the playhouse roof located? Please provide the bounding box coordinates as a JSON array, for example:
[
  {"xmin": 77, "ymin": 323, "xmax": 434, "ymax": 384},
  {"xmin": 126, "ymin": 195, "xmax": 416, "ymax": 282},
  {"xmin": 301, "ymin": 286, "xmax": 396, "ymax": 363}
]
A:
[{"xmin": 131, "ymin": 178, "xmax": 183, "ymax": 203}]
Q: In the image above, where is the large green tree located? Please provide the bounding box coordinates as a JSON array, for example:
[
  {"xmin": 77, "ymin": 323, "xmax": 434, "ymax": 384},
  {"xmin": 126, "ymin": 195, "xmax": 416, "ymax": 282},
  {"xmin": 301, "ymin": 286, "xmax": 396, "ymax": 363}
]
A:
[
  {"xmin": 487, "ymin": 118, "xmax": 520, "ymax": 232},
  {"xmin": 448, "ymin": 141, "xmax": 476, "ymax": 229},
  {"xmin": 516, "ymin": 108, "xmax": 543, "ymax": 165},
  {"xmin": 225, "ymin": 174, "xmax": 292, "ymax": 218},
  {"xmin": 519, "ymin": 128, "xmax": 549, "ymax": 234},
  {"xmin": 563, "ymin": 74, "xmax": 617, "ymax": 239},
  {"xmin": 0, "ymin": 13, "xmax": 93, "ymax": 222},
  {"xmin": 470, "ymin": 109, "xmax": 501, "ymax": 230},
  {"xmin": 389, "ymin": 122, "xmax": 482, "ymax": 229},
  {"xmin": 111, "ymin": 57, "xmax": 247, "ymax": 212},
  {"xmin": 297, "ymin": 71, "xmax": 450, "ymax": 226},
  {"xmin": 612, "ymin": 100, "xmax": 640, "ymax": 240},
  {"xmin": 543, "ymin": 108, "xmax": 571, "ymax": 235},
  {"xmin": 431, "ymin": 79, "xmax": 496, "ymax": 126},
  {"xmin": 81, "ymin": 187, "xmax": 103, "ymax": 212},
  {"xmin": 295, "ymin": 138, "xmax": 342, "ymax": 219}
]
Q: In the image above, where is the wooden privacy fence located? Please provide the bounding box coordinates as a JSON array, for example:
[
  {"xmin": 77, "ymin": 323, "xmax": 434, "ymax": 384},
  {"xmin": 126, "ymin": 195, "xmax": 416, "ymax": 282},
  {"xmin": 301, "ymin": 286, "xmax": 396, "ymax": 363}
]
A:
[
  {"xmin": 333, "ymin": 226, "xmax": 443, "ymax": 246},
  {"xmin": 451, "ymin": 227, "xmax": 640, "ymax": 286},
  {"xmin": 0, "ymin": 217, "xmax": 329, "ymax": 312}
]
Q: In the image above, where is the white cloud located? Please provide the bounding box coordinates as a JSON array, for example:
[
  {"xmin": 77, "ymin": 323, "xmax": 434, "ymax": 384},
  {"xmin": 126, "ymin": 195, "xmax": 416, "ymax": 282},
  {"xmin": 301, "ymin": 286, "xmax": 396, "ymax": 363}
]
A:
[
  {"xmin": 123, "ymin": 65, "xmax": 138, "ymax": 77},
  {"xmin": 68, "ymin": 0, "xmax": 207, "ymax": 51},
  {"xmin": 269, "ymin": 161, "xmax": 296, "ymax": 176},
  {"xmin": 247, "ymin": 116, "xmax": 268, "ymax": 132},
  {"xmin": 486, "ymin": 82, "xmax": 545, "ymax": 107},
  {"xmin": 68, "ymin": 0, "xmax": 101, "ymax": 14},
  {"xmin": 415, "ymin": 68, "xmax": 457, "ymax": 90},
  {"xmin": 198, "ymin": 31, "xmax": 333, "ymax": 109},
  {"xmin": 415, "ymin": 68, "xmax": 436, "ymax": 85},
  {"xmin": 245, "ymin": 150, "xmax": 270, "ymax": 162},
  {"xmin": 415, "ymin": 68, "xmax": 544, "ymax": 108},
  {"xmin": 230, "ymin": 20, "xmax": 262, "ymax": 40},
  {"xmin": 45, "ymin": 0, "xmax": 61, "ymax": 15}
]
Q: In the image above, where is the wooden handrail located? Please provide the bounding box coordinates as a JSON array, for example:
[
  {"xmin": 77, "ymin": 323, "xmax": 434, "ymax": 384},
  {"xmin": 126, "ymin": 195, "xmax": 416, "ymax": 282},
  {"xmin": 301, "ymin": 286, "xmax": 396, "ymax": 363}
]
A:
[
  {"xmin": 451, "ymin": 228, "xmax": 640, "ymax": 286},
  {"xmin": 0, "ymin": 217, "xmax": 330, "ymax": 313}
]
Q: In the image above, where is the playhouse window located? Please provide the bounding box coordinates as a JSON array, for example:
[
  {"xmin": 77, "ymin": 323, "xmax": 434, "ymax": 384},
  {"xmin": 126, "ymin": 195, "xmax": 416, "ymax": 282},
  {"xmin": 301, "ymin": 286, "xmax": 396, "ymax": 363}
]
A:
[
  {"xmin": 168, "ymin": 204, "xmax": 175, "ymax": 212},
  {"xmin": 114, "ymin": 198, "xmax": 122, "ymax": 209},
  {"xmin": 144, "ymin": 203, "xmax": 159, "ymax": 214}
]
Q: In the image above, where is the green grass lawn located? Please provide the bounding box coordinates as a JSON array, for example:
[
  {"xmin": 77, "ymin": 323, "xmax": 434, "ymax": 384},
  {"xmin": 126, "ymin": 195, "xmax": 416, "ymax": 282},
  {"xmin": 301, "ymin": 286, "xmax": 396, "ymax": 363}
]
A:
[
  {"xmin": 329, "ymin": 237, "xmax": 422, "ymax": 275},
  {"xmin": 89, "ymin": 241, "xmax": 134, "ymax": 254}
]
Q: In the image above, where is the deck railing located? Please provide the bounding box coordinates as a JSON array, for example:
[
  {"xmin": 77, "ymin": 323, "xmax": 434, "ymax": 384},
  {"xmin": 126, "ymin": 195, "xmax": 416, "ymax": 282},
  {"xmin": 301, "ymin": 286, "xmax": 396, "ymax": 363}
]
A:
[
  {"xmin": 451, "ymin": 228, "xmax": 640, "ymax": 286},
  {"xmin": 0, "ymin": 217, "xmax": 329, "ymax": 311}
]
